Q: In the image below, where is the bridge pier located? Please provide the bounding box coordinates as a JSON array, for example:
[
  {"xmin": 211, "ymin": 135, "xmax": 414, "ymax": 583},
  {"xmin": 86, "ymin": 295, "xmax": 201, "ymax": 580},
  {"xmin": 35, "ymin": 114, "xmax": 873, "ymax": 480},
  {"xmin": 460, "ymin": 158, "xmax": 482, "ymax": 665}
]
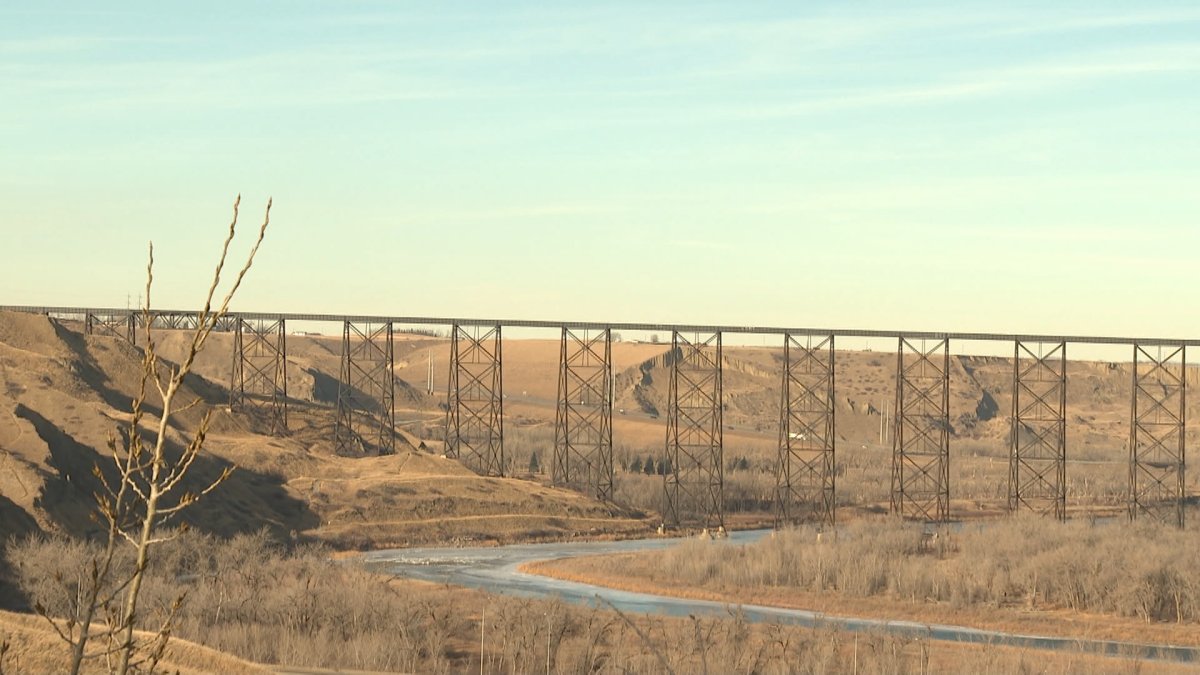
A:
[
  {"xmin": 445, "ymin": 324, "xmax": 504, "ymax": 476},
  {"xmin": 774, "ymin": 334, "xmax": 836, "ymax": 528},
  {"xmin": 891, "ymin": 337, "xmax": 950, "ymax": 523},
  {"xmin": 1129, "ymin": 344, "xmax": 1186, "ymax": 527},
  {"xmin": 664, "ymin": 331, "xmax": 724, "ymax": 530},
  {"xmin": 85, "ymin": 311, "xmax": 136, "ymax": 344},
  {"xmin": 553, "ymin": 328, "xmax": 613, "ymax": 501},
  {"xmin": 1009, "ymin": 341, "xmax": 1067, "ymax": 520},
  {"xmin": 230, "ymin": 318, "xmax": 288, "ymax": 436},
  {"xmin": 334, "ymin": 321, "xmax": 395, "ymax": 456}
]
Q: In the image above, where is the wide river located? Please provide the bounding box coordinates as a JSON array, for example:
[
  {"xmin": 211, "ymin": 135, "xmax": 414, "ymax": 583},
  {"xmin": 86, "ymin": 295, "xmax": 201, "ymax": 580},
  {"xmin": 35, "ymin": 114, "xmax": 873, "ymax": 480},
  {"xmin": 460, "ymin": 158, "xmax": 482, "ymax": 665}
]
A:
[{"xmin": 363, "ymin": 529, "xmax": 1197, "ymax": 663}]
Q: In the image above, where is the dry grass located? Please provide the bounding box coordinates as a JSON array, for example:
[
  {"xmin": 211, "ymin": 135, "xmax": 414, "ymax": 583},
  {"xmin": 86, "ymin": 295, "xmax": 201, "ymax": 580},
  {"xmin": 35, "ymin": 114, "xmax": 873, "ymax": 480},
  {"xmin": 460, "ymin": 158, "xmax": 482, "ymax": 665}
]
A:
[
  {"xmin": 0, "ymin": 608, "xmax": 268, "ymax": 674},
  {"xmin": 6, "ymin": 529, "xmax": 457, "ymax": 672},
  {"xmin": 529, "ymin": 514, "xmax": 1200, "ymax": 649},
  {"xmin": 6, "ymin": 529, "xmax": 1191, "ymax": 674}
]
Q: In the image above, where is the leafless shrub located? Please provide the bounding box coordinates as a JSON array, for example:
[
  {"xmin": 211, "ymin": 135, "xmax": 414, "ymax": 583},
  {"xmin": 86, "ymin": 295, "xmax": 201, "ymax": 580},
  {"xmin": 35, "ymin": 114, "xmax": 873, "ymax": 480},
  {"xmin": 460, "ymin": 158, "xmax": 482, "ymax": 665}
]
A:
[
  {"xmin": 9, "ymin": 527, "xmax": 1154, "ymax": 672},
  {"xmin": 17, "ymin": 196, "xmax": 271, "ymax": 675},
  {"xmin": 641, "ymin": 514, "xmax": 1200, "ymax": 624}
]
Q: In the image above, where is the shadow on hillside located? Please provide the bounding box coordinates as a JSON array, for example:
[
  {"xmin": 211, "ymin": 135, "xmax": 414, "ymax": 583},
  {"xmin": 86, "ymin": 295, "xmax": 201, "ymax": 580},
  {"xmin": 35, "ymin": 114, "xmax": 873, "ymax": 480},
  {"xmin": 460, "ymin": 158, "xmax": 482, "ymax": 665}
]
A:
[
  {"xmin": 308, "ymin": 367, "xmax": 362, "ymax": 407},
  {"xmin": 0, "ymin": 493, "xmax": 39, "ymax": 610},
  {"xmin": 54, "ymin": 319, "xmax": 236, "ymax": 426},
  {"xmin": 0, "ymin": 493, "xmax": 38, "ymax": 539},
  {"xmin": 50, "ymin": 320, "xmax": 143, "ymax": 416},
  {"xmin": 15, "ymin": 404, "xmax": 319, "ymax": 541}
]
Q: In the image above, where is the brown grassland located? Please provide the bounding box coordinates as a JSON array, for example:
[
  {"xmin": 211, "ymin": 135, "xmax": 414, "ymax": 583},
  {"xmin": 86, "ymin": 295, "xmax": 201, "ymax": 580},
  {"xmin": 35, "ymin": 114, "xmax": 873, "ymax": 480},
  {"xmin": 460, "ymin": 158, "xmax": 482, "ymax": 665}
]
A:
[
  {"xmin": 526, "ymin": 515, "xmax": 1200, "ymax": 648},
  {"xmin": 4, "ymin": 528, "xmax": 1195, "ymax": 674},
  {"xmin": 3, "ymin": 308, "xmax": 1200, "ymax": 672}
]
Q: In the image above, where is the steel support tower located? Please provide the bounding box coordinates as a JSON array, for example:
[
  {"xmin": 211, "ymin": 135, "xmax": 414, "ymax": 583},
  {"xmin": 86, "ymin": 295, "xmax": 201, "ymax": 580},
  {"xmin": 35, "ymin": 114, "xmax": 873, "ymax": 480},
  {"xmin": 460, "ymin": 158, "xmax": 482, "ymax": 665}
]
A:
[
  {"xmin": 664, "ymin": 331, "xmax": 724, "ymax": 530},
  {"xmin": 891, "ymin": 337, "xmax": 951, "ymax": 522},
  {"xmin": 1129, "ymin": 344, "xmax": 1186, "ymax": 527},
  {"xmin": 1008, "ymin": 341, "xmax": 1067, "ymax": 519},
  {"xmin": 334, "ymin": 321, "xmax": 395, "ymax": 456},
  {"xmin": 445, "ymin": 324, "xmax": 504, "ymax": 476},
  {"xmin": 230, "ymin": 318, "xmax": 288, "ymax": 436},
  {"xmin": 774, "ymin": 334, "xmax": 836, "ymax": 528},
  {"xmin": 553, "ymin": 328, "xmax": 614, "ymax": 501},
  {"xmin": 85, "ymin": 312, "xmax": 135, "ymax": 343}
]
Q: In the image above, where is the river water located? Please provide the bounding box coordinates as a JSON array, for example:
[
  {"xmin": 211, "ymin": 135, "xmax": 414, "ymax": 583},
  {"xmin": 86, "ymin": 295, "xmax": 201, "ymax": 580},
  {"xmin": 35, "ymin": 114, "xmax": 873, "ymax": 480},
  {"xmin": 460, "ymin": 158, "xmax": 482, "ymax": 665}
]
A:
[{"xmin": 363, "ymin": 530, "xmax": 1197, "ymax": 663}]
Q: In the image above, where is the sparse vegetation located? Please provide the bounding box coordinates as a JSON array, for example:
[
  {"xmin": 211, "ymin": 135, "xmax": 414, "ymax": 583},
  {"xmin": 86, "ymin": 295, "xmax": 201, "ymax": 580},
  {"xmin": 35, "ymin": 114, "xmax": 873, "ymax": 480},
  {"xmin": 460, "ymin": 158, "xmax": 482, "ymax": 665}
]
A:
[
  {"xmin": 545, "ymin": 515, "xmax": 1200, "ymax": 625},
  {"xmin": 6, "ymin": 529, "xmax": 1180, "ymax": 674}
]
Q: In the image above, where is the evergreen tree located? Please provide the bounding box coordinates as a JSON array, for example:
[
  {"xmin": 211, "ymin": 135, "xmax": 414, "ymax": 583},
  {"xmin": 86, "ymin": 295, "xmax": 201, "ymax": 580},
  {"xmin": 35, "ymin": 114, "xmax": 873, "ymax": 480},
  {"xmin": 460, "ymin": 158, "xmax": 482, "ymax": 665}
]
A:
[
  {"xmin": 643, "ymin": 457, "xmax": 657, "ymax": 475},
  {"xmin": 629, "ymin": 456, "xmax": 643, "ymax": 473},
  {"xmin": 529, "ymin": 451, "xmax": 540, "ymax": 474}
]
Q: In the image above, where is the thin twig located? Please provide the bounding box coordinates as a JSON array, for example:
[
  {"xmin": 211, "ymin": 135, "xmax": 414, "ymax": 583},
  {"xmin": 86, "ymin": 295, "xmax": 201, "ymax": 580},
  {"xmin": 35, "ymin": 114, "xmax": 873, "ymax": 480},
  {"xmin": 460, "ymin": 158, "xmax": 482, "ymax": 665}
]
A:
[{"xmin": 593, "ymin": 594, "xmax": 675, "ymax": 675}]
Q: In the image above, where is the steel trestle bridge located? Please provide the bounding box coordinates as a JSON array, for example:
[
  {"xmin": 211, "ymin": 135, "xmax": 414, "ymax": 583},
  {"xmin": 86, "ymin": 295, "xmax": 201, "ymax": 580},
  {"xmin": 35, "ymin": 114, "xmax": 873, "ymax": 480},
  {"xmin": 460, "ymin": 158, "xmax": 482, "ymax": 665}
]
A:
[{"xmin": 2, "ymin": 305, "xmax": 1191, "ymax": 530}]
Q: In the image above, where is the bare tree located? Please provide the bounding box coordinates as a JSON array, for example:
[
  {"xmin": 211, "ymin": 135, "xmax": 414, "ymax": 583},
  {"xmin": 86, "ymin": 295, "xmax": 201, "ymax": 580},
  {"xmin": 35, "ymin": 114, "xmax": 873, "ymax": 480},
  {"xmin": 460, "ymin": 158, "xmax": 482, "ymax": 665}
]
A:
[{"xmin": 34, "ymin": 195, "xmax": 271, "ymax": 675}]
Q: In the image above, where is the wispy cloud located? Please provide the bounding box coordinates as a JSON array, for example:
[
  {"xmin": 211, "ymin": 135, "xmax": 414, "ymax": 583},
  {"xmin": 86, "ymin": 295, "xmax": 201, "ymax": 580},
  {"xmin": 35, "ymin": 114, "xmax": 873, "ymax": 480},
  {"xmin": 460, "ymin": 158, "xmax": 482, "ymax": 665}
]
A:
[
  {"xmin": 391, "ymin": 203, "xmax": 619, "ymax": 226},
  {"xmin": 0, "ymin": 43, "xmax": 530, "ymax": 116},
  {"xmin": 984, "ymin": 8, "xmax": 1200, "ymax": 37},
  {"xmin": 715, "ymin": 44, "xmax": 1200, "ymax": 120},
  {"xmin": 737, "ymin": 173, "xmax": 1200, "ymax": 218}
]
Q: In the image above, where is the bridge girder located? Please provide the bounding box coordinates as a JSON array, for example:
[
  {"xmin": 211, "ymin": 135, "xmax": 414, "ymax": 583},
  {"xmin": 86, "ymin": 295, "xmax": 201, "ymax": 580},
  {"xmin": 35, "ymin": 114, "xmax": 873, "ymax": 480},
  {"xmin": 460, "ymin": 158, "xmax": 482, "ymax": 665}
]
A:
[{"xmin": 85, "ymin": 312, "xmax": 136, "ymax": 344}]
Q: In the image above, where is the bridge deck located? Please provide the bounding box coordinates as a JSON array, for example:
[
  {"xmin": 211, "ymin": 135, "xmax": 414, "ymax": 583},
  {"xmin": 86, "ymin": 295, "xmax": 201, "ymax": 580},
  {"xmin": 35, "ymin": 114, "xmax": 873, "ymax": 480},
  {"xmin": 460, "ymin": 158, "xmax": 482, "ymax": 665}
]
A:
[{"xmin": 1, "ymin": 305, "xmax": 1195, "ymax": 346}]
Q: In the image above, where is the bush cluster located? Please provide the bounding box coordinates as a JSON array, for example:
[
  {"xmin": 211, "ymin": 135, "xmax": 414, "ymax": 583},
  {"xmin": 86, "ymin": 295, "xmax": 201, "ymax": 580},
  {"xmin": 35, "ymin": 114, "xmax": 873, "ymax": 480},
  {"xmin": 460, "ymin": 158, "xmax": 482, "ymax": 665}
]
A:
[{"xmin": 655, "ymin": 515, "xmax": 1200, "ymax": 623}]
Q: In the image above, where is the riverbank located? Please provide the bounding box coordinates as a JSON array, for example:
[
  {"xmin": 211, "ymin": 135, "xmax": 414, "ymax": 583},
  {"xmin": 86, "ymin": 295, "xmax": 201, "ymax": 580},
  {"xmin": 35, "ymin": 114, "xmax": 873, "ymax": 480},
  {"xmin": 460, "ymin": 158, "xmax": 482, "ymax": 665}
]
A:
[{"xmin": 521, "ymin": 524, "xmax": 1200, "ymax": 652}]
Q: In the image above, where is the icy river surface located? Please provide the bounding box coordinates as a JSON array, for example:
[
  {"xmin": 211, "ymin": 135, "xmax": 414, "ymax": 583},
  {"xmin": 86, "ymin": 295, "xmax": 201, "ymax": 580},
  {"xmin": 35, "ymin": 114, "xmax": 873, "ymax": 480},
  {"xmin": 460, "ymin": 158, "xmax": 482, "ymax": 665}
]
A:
[{"xmin": 363, "ymin": 529, "xmax": 1197, "ymax": 662}]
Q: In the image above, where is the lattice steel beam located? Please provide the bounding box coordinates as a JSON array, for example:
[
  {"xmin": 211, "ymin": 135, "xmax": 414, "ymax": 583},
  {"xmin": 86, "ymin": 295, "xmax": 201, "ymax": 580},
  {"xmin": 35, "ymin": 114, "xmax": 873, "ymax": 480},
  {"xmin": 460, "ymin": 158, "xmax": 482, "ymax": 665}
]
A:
[
  {"xmin": 664, "ymin": 331, "xmax": 723, "ymax": 530},
  {"xmin": 553, "ymin": 328, "xmax": 613, "ymax": 501},
  {"xmin": 891, "ymin": 337, "xmax": 951, "ymax": 522},
  {"xmin": 334, "ymin": 321, "xmax": 395, "ymax": 456},
  {"xmin": 1009, "ymin": 341, "xmax": 1067, "ymax": 520},
  {"xmin": 774, "ymin": 334, "xmax": 836, "ymax": 528},
  {"xmin": 149, "ymin": 312, "xmax": 199, "ymax": 331},
  {"xmin": 1129, "ymin": 344, "xmax": 1186, "ymax": 527},
  {"xmin": 445, "ymin": 324, "xmax": 504, "ymax": 476},
  {"xmin": 85, "ymin": 312, "xmax": 135, "ymax": 343},
  {"xmin": 230, "ymin": 318, "xmax": 288, "ymax": 436}
]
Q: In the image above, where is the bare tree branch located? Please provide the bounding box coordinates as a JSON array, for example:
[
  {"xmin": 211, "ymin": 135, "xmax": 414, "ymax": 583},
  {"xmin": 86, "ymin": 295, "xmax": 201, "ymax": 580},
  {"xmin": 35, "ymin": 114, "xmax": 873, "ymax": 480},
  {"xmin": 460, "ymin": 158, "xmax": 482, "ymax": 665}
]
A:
[{"xmin": 44, "ymin": 196, "xmax": 272, "ymax": 675}]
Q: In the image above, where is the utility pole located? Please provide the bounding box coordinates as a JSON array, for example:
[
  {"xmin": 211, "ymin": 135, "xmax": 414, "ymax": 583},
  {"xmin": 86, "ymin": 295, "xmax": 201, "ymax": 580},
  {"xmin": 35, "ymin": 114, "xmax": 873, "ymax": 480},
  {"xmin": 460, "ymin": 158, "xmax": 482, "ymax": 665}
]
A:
[
  {"xmin": 885, "ymin": 401, "xmax": 890, "ymax": 444},
  {"xmin": 878, "ymin": 398, "xmax": 888, "ymax": 446}
]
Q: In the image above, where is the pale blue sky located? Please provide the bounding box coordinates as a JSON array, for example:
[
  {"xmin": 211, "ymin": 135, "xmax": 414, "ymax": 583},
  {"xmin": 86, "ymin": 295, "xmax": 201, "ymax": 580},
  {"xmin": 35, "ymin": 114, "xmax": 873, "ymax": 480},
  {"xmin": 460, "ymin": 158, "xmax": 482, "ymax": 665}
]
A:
[{"xmin": 1, "ymin": 2, "xmax": 1197, "ymax": 338}]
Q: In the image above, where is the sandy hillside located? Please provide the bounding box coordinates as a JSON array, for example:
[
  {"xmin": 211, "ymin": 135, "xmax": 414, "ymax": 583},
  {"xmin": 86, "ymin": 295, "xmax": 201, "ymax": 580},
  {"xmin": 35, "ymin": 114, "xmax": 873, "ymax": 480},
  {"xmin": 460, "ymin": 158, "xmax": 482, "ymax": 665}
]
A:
[
  {"xmin": 0, "ymin": 311, "xmax": 651, "ymax": 551},
  {"xmin": 0, "ymin": 609, "xmax": 268, "ymax": 674}
]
